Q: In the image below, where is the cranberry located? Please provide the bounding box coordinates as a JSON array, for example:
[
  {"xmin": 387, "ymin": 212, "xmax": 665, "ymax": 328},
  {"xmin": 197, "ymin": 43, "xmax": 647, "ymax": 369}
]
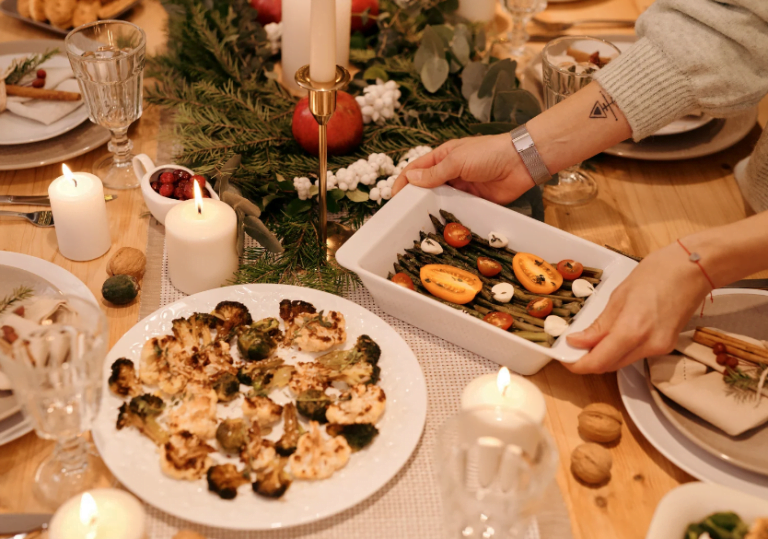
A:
[
  {"xmin": 712, "ymin": 343, "xmax": 726, "ymax": 355},
  {"xmin": 726, "ymin": 357, "xmax": 739, "ymax": 370},
  {"xmin": 1, "ymin": 325, "xmax": 18, "ymax": 344},
  {"xmin": 159, "ymin": 171, "xmax": 176, "ymax": 184},
  {"xmin": 174, "ymin": 186, "xmax": 186, "ymax": 200},
  {"xmin": 191, "ymin": 175, "xmax": 207, "ymax": 189},
  {"xmin": 715, "ymin": 353, "xmax": 729, "ymax": 366},
  {"xmin": 150, "ymin": 182, "xmax": 160, "ymax": 192},
  {"xmin": 201, "ymin": 190, "xmax": 211, "ymax": 198},
  {"xmin": 12, "ymin": 306, "xmax": 24, "ymax": 316},
  {"xmin": 31, "ymin": 78, "xmax": 44, "ymax": 88},
  {"xmin": 173, "ymin": 169, "xmax": 189, "ymax": 180},
  {"xmin": 159, "ymin": 184, "xmax": 175, "ymax": 198},
  {"xmin": 37, "ymin": 69, "xmax": 46, "ymax": 79},
  {"xmin": 182, "ymin": 182, "xmax": 196, "ymax": 200}
]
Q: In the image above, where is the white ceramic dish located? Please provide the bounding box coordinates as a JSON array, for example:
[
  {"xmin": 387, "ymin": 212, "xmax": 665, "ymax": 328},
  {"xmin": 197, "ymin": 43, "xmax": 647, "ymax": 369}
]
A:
[
  {"xmin": 92, "ymin": 284, "xmax": 428, "ymax": 530},
  {"xmin": 134, "ymin": 154, "xmax": 219, "ymax": 225},
  {"xmin": 0, "ymin": 42, "xmax": 89, "ymax": 145},
  {"xmin": 335, "ymin": 184, "xmax": 637, "ymax": 375},
  {"xmin": 646, "ymin": 482, "xmax": 768, "ymax": 539}
]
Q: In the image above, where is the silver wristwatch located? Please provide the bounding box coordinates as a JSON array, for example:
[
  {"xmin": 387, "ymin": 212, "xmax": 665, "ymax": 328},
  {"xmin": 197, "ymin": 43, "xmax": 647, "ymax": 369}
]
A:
[{"xmin": 509, "ymin": 124, "xmax": 551, "ymax": 186}]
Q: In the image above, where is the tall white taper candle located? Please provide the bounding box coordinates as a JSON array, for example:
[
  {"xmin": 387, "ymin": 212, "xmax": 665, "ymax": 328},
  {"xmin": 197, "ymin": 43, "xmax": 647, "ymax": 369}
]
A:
[{"xmin": 309, "ymin": 0, "xmax": 337, "ymax": 82}]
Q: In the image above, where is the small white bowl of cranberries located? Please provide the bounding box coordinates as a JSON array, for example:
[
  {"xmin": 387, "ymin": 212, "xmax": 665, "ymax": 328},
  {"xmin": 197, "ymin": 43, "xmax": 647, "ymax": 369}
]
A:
[{"xmin": 134, "ymin": 154, "xmax": 219, "ymax": 225}]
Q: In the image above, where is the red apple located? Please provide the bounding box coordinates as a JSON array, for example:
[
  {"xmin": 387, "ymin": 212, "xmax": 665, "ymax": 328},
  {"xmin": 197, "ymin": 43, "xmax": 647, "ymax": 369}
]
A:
[
  {"xmin": 292, "ymin": 91, "xmax": 364, "ymax": 156},
  {"xmin": 351, "ymin": 0, "xmax": 379, "ymax": 33},
  {"xmin": 250, "ymin": 0, "xmax": 281, "ymax": 25}
]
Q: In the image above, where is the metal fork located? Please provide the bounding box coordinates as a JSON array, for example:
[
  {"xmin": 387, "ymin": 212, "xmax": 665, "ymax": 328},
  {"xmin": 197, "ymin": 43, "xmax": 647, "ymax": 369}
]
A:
[
  {"xmin": 531, "ymin": 17, "xmax": 635, "ymax": 32},
  {"xmin": 0, "ymin": 210, "xmax": 54, "ymax": 227}
]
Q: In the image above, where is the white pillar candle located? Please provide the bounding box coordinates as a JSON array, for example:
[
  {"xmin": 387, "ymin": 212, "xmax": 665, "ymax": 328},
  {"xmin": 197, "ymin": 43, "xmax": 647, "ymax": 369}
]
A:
[
  {"xmin": 310, "ymin": 0, "xmax": 337, "ymax": 82},
  {"xmin": 165, "ymin": 182, "xmax": 239, "ymax": 295},
  {"xmin": 48, "ymin": 489, "xmax": 146, "ymax": 539},
  {"xmin": 48, "ymin": 165, "xmax": 111, "ymax": 262},
  {"xmin": 282, "ymin": 0, "xmax": 351, "ymax": 91},
  {"xmin": 457, "ymin": 0, "xmax": 495, "ymax": 23},
  {"xmin": 461, "ymin": 367, "xmax": 546, "ymax": 424}
]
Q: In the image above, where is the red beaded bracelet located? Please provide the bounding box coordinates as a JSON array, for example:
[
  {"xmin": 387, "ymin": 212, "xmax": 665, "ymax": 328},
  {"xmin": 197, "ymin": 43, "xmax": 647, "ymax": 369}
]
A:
[{"xmin": 677, "ymin": 239, "xmax": 715, "ymax": 316}]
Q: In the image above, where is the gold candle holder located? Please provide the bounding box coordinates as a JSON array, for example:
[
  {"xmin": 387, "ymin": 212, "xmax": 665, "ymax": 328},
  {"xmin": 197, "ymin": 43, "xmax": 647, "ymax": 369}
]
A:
[{"xmin": 294, "ymin": 64, "xmax": 355, "ymax": 258}]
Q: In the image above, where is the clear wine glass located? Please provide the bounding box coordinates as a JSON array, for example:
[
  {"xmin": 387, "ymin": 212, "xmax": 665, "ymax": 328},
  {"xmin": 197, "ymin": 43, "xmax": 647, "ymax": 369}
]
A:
[
  {"xmin": 541, "ymin": 36, "xmax": 621, "ymax": 205},
  {"xmin": 0, "ymin": 295, "xmax": 109, "ymax": 508},
  {"xmin": 500, "ymin": 0, "xmax": 547, "ymax": 62},
  {"xmin": 65, "ymin": 21, "xmax": 146, "ymax": 190},
  {"xmin": 434, "ymin": 406, "xmax": 558, "ymax": 538}
]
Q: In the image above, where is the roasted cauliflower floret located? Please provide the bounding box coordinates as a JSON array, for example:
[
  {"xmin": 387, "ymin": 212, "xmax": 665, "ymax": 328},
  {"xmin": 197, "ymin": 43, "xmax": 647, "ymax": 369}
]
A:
[
  {"xmin": 288, "ymin": 362, "xmax": 332, "ymax": 394},
  {"xmin": 326, "ymin": 384, "xmax": 386, "ymax": 425},
  {"xmin": 211, "ymin": 301, "xmax": 252, "ymax": 340},
  {"xmin": 167, "ymin": 383, "xmax": 218, "ymax": 440},
  {"xmin": 242, "ymin": 395, "xmax": 283, "ymax": 429},
  {"xmin": 253, "ymin": 457, "xmax": 292, "ymax": 499},
  {"xmin": 139, "ymin": 335, "xmax": 188, "ymax": 395},
  {"xmin": 207, "ymin": 464, "xmax": 250, "ymax": 500},
  {"xmin": 116, "ymin": 394, "xmax": 169, "ymax": 445},
  {"xmin": 160, "ymin": 431, "xmax": 214, "ymax": 481},
  {"xmin": 108, "ymin": 358, "xmax": 142, "ymax": 397},
  {"xmin": 290, "ymin": 311, "xmax": 347, "ymax": 352},
  {"xmin": 288, "ymin": 421, "xmax": 351, "ymax": 480},
  {"xmin": 240, "ymin": 425, "xmax": 278, "ymax": 472}
]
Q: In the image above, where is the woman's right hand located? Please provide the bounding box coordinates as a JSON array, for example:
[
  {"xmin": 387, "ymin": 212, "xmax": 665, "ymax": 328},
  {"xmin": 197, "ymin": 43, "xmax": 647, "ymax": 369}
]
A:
[{"xmin": 390, "ymin": 134, "xmax": 538, "ymax": 205}]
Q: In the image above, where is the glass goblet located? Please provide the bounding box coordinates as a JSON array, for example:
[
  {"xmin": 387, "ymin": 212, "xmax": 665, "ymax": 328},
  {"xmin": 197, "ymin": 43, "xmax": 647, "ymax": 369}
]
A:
[
  {"xmin": 500, "ymin": 0, "xmax": 547, "ymax": 63},
  {"xmin": 541, "ymin": 36, "xmax": 621, "ymax": 205},
  {"xmin": 434, "ymin": 406, "xmax": 558, "ymax": 539},
  {"xmin": 0, "ymin": 295, "xmax": 108, "ymax": 508},
  {"xmin": 65, "ymin": 21, "xmax": 146, "ymax": 190}
]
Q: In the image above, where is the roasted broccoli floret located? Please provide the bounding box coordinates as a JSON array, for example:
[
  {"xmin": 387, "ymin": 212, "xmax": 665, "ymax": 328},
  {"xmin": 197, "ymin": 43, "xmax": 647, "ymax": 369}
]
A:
[
  {"xmin": 296, "ymin": 389, "xmax": 332, "ymax": 423},
  {"xmin": 216, "ymin": 418, "xmax": 249, "ymax": 453},
  {"xmin": 326, "ymin": 423, "xmax": 379, "ymax": 452},
  {"xmin": 279, "ymin": 299, "xmax": 316, "ymax": 324},
  {"xmin": 252, "ymin": 458, "xmax": 292, "ymax": 499},
  {"xmin": 116, "ymin": 394, "xmax": 168, "ymax": 445},
  {"xmin": 348, "ymin": 335, "xmax": 381, "ymax": 365},
  {"xmin": 108, "ymin": 358, "xmax": 142, "ymax": 397},
  {"xmin": 212, "ymin": 372, "xmax": 240, "ymax": 402},
  {"xmin": 211, "ymin": 301, "xmax": 253, "ymax": 340},
  {"xmin": 275, "ymin": 403, "xmax": 300, "ymax": 456},
  {"xmin": 207, "ymin": 464, "xmax": 250, "ymax": 500},
  {"xmin": 316, "ymin": 335, "xmax": 382, "ymax": 385},
  {"xmin": 237, "ymin": 323, "xmax": 279, "ymax": 361}
]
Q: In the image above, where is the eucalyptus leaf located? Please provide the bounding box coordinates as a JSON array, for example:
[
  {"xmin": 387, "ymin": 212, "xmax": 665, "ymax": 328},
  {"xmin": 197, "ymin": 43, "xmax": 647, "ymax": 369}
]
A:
[
  {"xmin": 212, "ymin": 154, "xmax": 242, "ymax": 198},
  {"xmin": 477, "ymin": 58, "xmax": 518, "ymax": 98},
  {"xmin": 461, "ymin": 61, "xmax": 488, "ymax": 100},
  {"xmin": 284, "ymin": 198, "xmax": 312, "ymax": 216},
  {"xmin": 414, "ymin": 25, "xmax": 445, "ymax": 73},
  {"xmin": 421, "ymin": 55, "xmax": 449, "ymax": 93},
  {"xmin": 363, "ymin": 65, "xmax": 389, "ymax": 81},
  {"xmin": 222, "ymin": 191, "xmax": 262, "ymax": 218},
  {"xmin": 345, "ymin": 189, "xmax": 370, "ymax": 202},
  {"xmin": 449, "ymin": 58, "xmax": 462, "ymax": 74},
  {"xmin": 431, "ymin": 25, "xmax": 454, "ymax": 48},
  {"xmin": 308, "ymin": 184, "xmax": 319, "ymax": 198},
  {"xmin": 468, "ymin": 91, "xmax": 492, "ymax": 122},
  {"xmin": 243, "ymin": 215, "xmax": 284, "ymax": 253},
  {"xmin": 475, "ymin": 27, "xmax": 487, "ymax": 52},
  {"xmin": 492, "ymin": 89, "xmax": 542, "ymax": 124},
  {"xmin": 329, "ymin": 189, "xmax": 346, "ymax": 201},
  {"xmin": 451, "ymin": 25, "xmax": 471, "ymax": 66}
]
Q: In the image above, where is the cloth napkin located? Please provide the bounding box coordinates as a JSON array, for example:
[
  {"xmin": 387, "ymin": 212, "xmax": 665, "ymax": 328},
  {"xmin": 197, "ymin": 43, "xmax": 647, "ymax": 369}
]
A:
[
  {"xmin": 3, "ymin": 56, "xmax": 84, "ymax": 126},
  {"xmin": 648, "ymin": 330, "xmax": 768, "ymax": 437}
]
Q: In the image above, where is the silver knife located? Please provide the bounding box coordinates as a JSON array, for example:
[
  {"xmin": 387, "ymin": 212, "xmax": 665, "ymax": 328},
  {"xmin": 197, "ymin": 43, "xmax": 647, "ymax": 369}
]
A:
[
  {"xmin": 0, "ymin": 194, "xmax": 117, "ymax": 206},
  {"xmin": 0, "ymin": 513, "xmax": 53, "ymax": 534}
]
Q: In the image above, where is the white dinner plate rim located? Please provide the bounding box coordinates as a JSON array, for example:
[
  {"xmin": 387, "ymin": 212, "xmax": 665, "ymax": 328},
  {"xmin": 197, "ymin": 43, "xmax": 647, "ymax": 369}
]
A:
[{"xmin": 92, "ymin": 283, "xmax": 428, "ymax": 531}]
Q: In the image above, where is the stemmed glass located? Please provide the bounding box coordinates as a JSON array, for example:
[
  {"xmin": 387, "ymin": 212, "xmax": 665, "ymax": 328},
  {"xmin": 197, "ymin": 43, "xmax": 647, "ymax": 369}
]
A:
[
  {"xmin": 0, "ymin": 295, "xmax": 109, "ymax": 508},
  {"xmin": 434, "ymin": 406, "xmax": 558, "ymax": 538},
  {"xmin": 65, "ymin": 21, "xmax": 146, "ymax": 190},
  {"xmin": 541, "ymin": 36, "xmax": 621, "ymax": 205},
  {"xmin": 500, "ymin": 0, "xmax": 547, "ymax": 63}
]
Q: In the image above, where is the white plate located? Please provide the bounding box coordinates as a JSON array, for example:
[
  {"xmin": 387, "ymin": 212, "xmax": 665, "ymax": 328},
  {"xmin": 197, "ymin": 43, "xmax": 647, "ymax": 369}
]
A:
[
  {"xmin": 0, "ymin": 40, "xmax": 88, "ymax": 145},
  {"xmin": 336, "ymin": 184, "xmax": 638, "ymax": 375},
  {"xmin": 646, "ymin": 482, "xmax": 768, "ymax": 539},
  {"xmin": 0, "ymin": 251, "xmax": 97, "ymax": 445},
  {"xmin": 92, "ymin": 284, "xmax": 428, "ymax": 530}
]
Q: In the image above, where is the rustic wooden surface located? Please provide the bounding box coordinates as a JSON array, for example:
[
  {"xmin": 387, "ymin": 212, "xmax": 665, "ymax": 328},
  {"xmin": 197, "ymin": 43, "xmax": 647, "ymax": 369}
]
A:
[{"xmin": 1, "ymin": 1, "xmax": 766, "ymax": 538}]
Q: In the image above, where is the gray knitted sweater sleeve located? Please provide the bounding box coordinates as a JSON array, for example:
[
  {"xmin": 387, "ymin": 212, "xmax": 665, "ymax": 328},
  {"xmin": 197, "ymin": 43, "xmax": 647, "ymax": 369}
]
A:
[{"xmin": 594, "ymin": 0, "xmax": 768, "ymax": 141}]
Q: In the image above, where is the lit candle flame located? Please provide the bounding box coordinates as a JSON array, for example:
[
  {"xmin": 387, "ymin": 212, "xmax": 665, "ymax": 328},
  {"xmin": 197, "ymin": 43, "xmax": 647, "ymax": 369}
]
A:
[
  {"xmin": 62, "ymin": 164, "xmax": 77, "ymax": 188},
  {"xmin": 497, "ymin": 366, "xmax": 511, "ymax": 396},
  {"xmin": 79, "ymin": 492, "xmax": 98, "ymax": 539},
  {"xmin": 193, "ymin": 180, "xmax": 203, "ymax": 215}
]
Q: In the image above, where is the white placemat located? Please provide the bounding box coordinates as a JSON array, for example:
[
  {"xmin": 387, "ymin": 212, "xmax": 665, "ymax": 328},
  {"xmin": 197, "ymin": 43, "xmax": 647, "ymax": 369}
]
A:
[{"xmin": 132, "ymin": 235, "xmax": 573, "ymax": 539}]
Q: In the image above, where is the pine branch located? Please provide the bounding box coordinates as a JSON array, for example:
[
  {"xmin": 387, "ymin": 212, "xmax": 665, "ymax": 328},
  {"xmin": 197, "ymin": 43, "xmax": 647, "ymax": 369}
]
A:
[
  {"xmin": 0, "ymin": 286, "xmax": 34, "ymax": 315},
  {"xmin": 4, "ymin": 49, "xmax": 59, "ymax": 85}
]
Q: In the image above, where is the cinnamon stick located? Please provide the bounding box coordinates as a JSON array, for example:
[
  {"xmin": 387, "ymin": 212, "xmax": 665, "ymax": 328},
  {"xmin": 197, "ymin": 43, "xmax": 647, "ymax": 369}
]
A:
[
  {"xmin": 693, "ymin": 327, "xmax": 768, "ymax": 364},
  {"xmin": 5, "ymin": 85, "xmax": 81, "ymax": 101}
]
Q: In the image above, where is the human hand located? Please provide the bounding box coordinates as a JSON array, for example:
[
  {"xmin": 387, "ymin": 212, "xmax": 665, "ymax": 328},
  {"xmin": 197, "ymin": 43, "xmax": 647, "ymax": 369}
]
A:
[
  {"xmin": 565, "ymin": 242, "xmax": 712, "ymax": 374},
  {"xmin": 390, "ymin": 134, "xmax": 537, "ymax": 205}
]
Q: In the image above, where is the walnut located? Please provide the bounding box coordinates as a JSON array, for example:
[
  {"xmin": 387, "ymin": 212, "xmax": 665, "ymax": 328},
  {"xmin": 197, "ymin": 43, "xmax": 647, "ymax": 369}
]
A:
[
  {"xmin": 578, "ymin": 403, "xmax": 623, "ymax": 443},
  {"xmin": 173, "ymin": 531, "xmax": 207, "ymax": 539},
  {"xmin": 107, "ymin": 247, "xmax": 147, "ymax": 282},
  {"xmin": 571, "ymin": 443, "xmax": 612, "ymax": 485}
]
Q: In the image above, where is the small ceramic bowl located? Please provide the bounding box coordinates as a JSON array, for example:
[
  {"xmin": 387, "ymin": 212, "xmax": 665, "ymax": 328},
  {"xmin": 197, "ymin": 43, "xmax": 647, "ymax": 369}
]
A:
[{"xmin": 134, "ymin": 154, "xmax": 219, "ymax": 226}]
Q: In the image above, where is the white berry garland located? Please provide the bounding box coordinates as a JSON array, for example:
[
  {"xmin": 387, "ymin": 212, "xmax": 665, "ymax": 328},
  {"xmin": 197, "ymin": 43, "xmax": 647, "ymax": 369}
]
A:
[
  {"xmin": 355, "ymin": 79, "xmax": 402, "ymax": 125},
  {"xmin": 264, "ymin": 22, "xmax": 282, "ymax": 55}
]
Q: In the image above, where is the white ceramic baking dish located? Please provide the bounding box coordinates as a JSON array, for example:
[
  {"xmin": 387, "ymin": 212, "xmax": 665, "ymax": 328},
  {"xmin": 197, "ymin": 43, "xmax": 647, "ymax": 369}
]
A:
[{"xmin": 335, "ymin": 185, "xmax": 638, "ymax": 375}]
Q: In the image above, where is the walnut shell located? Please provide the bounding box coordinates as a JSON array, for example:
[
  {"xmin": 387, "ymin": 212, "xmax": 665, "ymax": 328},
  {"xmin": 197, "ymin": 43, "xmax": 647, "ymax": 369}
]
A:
[
  {"xmin": 173, "ymin": 531, "xmax": 207, "ymax": 539},
  {"xmin": 571, "ymin": 443, "xmax": 612, "ymax": 485},
  {"xmin": 107, "ymin": 247, "xmax": 146, "ymax": 282},
  {"xmin": 578, "ymin": 403, "xmax": 623, "ymax": 443}
]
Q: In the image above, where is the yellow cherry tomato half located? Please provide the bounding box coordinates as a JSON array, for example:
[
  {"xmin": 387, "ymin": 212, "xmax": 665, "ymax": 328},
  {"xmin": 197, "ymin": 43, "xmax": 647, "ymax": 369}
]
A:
[
  {"xmin": 420, "ymin": 264, "xmax": 483, "ymax": 305},
  {"xmin": 512, "ymin": 253, "xmax": 564, "ymax": 295}
]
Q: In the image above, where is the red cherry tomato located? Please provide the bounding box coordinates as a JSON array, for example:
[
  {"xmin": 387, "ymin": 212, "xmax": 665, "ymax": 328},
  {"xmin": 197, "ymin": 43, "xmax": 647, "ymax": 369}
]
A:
[
  {"xmin": 556, "ymin": 260, "xmax": 584, "ymax": 280},
  {"xmin": 477, "ymin": 257, "xmax": 502, "ymax": 277},
  {"xmin": 526, "ymin": 298, "xmax": 554, "ymax": 318},
  {"xmin": 444, "ymin": 223, "xmax": 471, "ymax": 248},
  {"xmin": 391, "ymin": 272, "xmax": 414, "ymax": 290},
  {"xmin": 483, "ymin": 312, "xmax": 514, "ymax": 330}
]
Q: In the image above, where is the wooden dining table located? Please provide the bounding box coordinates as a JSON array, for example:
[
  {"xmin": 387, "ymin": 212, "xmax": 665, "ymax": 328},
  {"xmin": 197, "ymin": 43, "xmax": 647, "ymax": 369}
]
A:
[{"xmin": 1, "ymin": 1, "xmax": 766, "ymax": 538}]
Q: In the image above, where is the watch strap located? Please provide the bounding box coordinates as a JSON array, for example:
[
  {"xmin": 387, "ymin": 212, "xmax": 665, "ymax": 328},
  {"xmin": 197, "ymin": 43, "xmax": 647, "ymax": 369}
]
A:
[{"xmin": 509, "ymin": 124, "xmax": 552, "ymax": 186}]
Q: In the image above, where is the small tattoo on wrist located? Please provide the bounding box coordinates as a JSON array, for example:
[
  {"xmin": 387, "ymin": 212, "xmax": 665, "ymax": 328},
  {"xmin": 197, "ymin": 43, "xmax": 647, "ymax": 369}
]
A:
[{"xmin": 589, "ymin": 91, "xmax": 619, "ymax": 121}]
